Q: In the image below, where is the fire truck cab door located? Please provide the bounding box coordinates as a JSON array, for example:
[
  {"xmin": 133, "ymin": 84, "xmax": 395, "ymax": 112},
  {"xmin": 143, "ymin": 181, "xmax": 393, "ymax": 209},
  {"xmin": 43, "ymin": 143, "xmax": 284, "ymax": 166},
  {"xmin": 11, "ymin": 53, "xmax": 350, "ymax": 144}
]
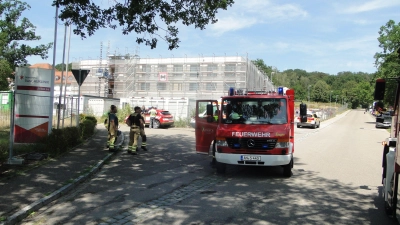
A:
[{"xmin": 195, "ymin": 100, "xmax": 219, "ymax": 154}]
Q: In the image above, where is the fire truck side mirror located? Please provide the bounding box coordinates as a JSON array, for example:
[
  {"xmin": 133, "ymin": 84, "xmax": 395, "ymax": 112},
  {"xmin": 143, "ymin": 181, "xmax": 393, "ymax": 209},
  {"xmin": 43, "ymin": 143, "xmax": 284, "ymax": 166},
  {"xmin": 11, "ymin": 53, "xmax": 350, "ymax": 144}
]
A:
[{"xmin": 374, "ymin": 79, "xmax": 386, "ymax": 100}]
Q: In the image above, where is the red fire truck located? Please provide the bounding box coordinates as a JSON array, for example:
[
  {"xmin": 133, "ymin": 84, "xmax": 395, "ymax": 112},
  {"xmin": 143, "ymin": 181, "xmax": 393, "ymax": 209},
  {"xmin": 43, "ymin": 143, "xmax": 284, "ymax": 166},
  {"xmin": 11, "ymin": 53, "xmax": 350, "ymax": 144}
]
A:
[
  {"xmin": 375, "ymin": 78, "xmax": 400, "ymax": 220},
  {"xmin": 195, "ymin": 87, "xmax": 295, "ymax": 177}
]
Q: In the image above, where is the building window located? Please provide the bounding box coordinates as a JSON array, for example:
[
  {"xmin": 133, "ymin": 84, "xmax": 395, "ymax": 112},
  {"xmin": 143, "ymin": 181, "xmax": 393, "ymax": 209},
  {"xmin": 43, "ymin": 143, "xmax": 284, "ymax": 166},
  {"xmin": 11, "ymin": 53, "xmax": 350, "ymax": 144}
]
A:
[
  {"xmin": 225, "ymin": 73, "xmax": 235, "ymax": 77},
  {"xmin": 189, "ymin": 64, "xmax": 199, "ymax": 72},
  {"xmin": 157, "ymin": 82, "xmax": 167, "ymax": 91},
  {"xmin": 172, "ymin": 83, "xmax": 182, "ymax": 91},
  {"xmin": 142, "ymin": 65, "xmax": 151, "ymax": 72},
  {"xmin": 158, "ymin": 65, "xmax": 167, "ymax": 72},
  {"xmin": 225, "ymin": 64, "xmax": 236, "ymax": 72},
  {"xmin": 139, "ymin": 83, "xmax": 150, "ymax": 91},
  {"xmin": 205, "ymin": 82, "xmax": 217, "ymax": 91},
  {"xmin": 207, "ymin": 72, "xmax": 217, "ymax": 77},
  {"xmin": 190, "ymin": 72, "xmax": 199, "ymax": 77},
  {"xmin": 207, "ymin": 65, "xmax": 218, "ymax": 72},
  {"xmin": 151, "ymin": 65, "xmax": 157, "ymax": 73},
  {"xmin": 236, "ymin": 64, "xmax": 245, "ymax": 71},
  {"xmin": 173, "ymin": 65, "xmax": 183, "ymax": 72},
  {"xmin": 189, "ymin": 83, "xmax": 199, "ymax": 91}
]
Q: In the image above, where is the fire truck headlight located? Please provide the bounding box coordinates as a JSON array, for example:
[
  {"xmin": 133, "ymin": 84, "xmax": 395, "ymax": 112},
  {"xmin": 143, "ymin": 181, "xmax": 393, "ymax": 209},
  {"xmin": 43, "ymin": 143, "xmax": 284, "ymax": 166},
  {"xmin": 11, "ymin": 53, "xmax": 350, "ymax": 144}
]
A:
[
  {"xmin": 275, "ymin": 142, "xmax": 290, "ymax": 148},
  {"xmin": 216, "ymin": 139, "xmax": 228, "ymax": 147}
]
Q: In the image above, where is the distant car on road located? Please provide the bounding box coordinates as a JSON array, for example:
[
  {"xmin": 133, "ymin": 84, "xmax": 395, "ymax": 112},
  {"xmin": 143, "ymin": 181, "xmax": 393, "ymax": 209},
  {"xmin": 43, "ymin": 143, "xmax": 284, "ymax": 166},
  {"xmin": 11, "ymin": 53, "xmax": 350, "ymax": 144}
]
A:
[
  {"xmin": 125, "ymin": 109, "xmax": 174, "ymax": 129},
  {"xmin": 297, "ymin": 112, "xmax": 320, "ymax": 129}
]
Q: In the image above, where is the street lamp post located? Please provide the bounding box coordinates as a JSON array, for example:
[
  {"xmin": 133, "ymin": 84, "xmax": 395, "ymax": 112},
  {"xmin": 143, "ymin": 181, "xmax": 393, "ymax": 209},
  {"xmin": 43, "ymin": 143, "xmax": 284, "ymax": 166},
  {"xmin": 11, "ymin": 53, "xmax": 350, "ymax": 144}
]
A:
[
  {"xmin": 308, "ymin": 85, "xmax": 311, "ymax": 104},
  {"xmin": 330, "ymin": 91, "xmax": 332, "ymax": 109}
]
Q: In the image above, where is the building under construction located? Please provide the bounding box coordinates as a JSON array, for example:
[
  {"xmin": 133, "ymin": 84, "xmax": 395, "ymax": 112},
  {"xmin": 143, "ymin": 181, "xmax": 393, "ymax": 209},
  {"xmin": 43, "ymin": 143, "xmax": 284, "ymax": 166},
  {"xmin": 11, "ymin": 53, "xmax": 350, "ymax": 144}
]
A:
[{"xmin": 73, "ymin": 55, "xmax": 274, "ymax": 100}]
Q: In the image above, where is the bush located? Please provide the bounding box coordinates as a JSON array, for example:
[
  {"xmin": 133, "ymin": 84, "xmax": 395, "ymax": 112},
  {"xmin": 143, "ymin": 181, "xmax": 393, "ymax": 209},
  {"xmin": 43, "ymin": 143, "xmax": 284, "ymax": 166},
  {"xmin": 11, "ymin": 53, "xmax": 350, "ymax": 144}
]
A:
[
  {"xmin": 63, "ymin": 127, "xmax": 81, "ymax": 147},
  {"xmin": 117, "ymin": 104, "xmax": 132, "ymax": 123},
  {"xmin": 0, "ymin": 115, "xmax": 98, "ymax": 163},
  {"xmin": 79, "ymin": 115, "xmax": 97, "ymax": 140},
  {"xmin": 173, "ymin": 116, "xmax": 190, "ymax": 128},
  {"xmin": 39, "ymin": 128, "xmax": 69, "ymax": 157}
]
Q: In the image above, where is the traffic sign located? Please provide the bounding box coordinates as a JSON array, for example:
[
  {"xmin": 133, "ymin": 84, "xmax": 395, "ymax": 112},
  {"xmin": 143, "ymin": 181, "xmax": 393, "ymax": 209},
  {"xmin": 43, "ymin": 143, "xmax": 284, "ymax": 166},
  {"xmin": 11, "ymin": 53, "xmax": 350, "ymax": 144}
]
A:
[{"xmin": 71, "ymin": 69, "xmax": 90, "ymax": 86}]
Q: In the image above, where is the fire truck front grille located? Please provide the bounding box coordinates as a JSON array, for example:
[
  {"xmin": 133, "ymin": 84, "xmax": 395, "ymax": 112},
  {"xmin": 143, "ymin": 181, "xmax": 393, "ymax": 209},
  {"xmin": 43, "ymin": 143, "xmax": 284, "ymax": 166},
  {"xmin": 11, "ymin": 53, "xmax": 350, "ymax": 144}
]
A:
[{"xmin": 226, "ymin": 138, "xmax": 277, "ymax": 150}]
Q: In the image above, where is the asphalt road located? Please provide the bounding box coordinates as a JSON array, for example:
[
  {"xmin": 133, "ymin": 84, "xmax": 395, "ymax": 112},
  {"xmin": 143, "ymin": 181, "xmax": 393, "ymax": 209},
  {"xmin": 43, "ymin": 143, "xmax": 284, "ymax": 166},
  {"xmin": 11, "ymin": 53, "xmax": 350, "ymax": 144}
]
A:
[{"xmin": 21, "ymin": 110, "xmax": 398, "ymax": 225}]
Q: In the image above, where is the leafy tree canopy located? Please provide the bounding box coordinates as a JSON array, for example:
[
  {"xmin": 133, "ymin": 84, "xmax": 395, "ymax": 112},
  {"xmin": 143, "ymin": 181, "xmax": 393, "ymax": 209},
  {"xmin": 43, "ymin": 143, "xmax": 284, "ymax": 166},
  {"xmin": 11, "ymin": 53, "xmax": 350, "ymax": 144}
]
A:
[
  {"xmin": 312, "ymin": 80, "xmax": 330, "ymax": 102},
  {"xmin": 55, "ymin": 63, "xmax": 72, "ymax": 71},
  {"xmin": 373, "ymin": 20, "xmax": 400, "ymax": 107},
  {"xmin": 0, "ymin": 0, "xmax": 52, "ymax": 68},
  {"xmin": 52, "ymin": 0, "xmax": 234, "ymax": 50},
  {"xmin": 374, "ymin": 20, "xmax": 400, "ymax": 78},
  {"xmin": 0, "ymin": 59, "xmax": 13, "ymax": 90},
  {"xmin": 253, "ymin": 60, "xmax": 374, "ymax": 109}
]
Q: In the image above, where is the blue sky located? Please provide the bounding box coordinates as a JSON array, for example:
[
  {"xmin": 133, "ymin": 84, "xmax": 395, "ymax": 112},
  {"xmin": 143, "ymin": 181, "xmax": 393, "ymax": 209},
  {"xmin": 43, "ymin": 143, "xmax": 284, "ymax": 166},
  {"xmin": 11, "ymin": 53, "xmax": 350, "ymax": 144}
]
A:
[{"xmin": 24, "ymin": 0, "xmax": 400, "ymax": 75}]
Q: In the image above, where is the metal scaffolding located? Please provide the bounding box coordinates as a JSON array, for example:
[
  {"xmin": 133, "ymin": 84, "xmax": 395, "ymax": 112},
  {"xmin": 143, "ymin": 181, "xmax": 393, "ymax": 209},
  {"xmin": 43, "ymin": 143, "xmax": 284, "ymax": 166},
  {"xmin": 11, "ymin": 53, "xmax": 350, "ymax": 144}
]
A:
[{"xmin": 71, "ymin": 55, "xmax": 274, "ymax": 100}]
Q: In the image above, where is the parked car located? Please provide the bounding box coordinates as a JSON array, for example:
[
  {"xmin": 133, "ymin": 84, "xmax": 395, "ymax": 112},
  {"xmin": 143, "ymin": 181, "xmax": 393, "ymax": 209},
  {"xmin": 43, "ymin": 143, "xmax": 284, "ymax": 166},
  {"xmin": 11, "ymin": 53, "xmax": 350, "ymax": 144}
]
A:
[
  {"xmin": 376, "ymin": 115, "xmax": 391, "ymax": 129},
  {"xmin": 297, "ymin": 112, "xmax": 320, "ymax": 129},
  {"xmin": 125, "ymin": 109, "xmax": 174, "ymax": 129}
]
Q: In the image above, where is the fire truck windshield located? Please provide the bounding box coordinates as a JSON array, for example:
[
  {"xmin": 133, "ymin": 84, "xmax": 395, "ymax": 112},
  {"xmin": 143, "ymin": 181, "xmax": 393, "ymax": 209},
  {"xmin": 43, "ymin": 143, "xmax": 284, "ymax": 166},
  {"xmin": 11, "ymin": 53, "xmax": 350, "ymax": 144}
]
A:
[{"xmin": 222, "ymin": 98, "xmax": 287, "ymax": 124}]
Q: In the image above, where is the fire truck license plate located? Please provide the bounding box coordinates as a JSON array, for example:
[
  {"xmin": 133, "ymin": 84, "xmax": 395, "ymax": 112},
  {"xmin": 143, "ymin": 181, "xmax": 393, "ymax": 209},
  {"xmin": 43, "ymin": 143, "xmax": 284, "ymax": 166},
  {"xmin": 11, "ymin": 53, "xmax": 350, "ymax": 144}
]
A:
[{"xmin": 241, "ymin": 155, "xmax": 261, "ymax": 161}]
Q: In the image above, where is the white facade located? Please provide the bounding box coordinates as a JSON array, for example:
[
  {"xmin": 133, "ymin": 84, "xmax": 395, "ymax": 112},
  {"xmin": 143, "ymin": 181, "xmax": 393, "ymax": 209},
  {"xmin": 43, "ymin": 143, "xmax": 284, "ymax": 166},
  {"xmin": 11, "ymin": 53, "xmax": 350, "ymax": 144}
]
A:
[{"xmin": 68, "ymin": 55, "xmax": 274, "ymax": 119}]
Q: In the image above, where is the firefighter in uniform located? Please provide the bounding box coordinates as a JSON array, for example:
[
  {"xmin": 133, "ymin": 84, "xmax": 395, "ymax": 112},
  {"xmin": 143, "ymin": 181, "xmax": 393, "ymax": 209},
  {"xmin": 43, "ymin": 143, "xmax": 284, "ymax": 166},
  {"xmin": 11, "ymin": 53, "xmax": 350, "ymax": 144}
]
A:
[
  {"xmin": 107, "ymin": 105, "xmax": 119, "ymax": 151},
  {"xmin": 127, "ymin": 106, "xmax": 144, "ymax": 154}
]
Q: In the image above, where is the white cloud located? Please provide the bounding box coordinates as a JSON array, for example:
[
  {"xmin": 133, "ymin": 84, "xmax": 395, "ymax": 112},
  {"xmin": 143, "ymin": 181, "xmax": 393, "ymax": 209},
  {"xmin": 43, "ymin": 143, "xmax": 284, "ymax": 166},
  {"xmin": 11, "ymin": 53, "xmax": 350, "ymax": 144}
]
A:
[
  {"xmin": 209, "ymin": 0, "xmax": 308, "ymax": 35},
  {"xmin": 209, "ymin": 16, "xmax": 258, "ymax": 36},
  {"xmin": 341, "ymin": 0, "xmax": 400, "ymax": 14}
]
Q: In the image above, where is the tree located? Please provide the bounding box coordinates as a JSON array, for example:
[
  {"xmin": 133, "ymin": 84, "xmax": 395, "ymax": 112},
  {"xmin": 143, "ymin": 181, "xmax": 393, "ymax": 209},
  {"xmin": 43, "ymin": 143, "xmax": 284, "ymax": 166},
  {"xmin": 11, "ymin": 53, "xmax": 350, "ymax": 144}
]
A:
[
  {"xmin": 374, "ymin": 20, "xmax": 400, "ymax": 79},
  {"xmin": 342, "ymin": 81, "xmax": 359, "ymax": 109},
  {"xmin": 355, "ymin": 81, "xmax": 374, "ymax": 108},
  {"xmin": 53, "ymin": 0, "xmax": 234, "ymax": 50},
  {"xmin": 0, "ymin": 0, "xmax": 52, "ymax": 68},
  {"xmin": 252, "ymin": 59, "xmax": 273, "ymax": 75},
  {"xmin": 55, "ymin": 63, "xmax": 72, "ymax": 71},
  {"xmin": 0, "ymin": 59, "xmax": 13, "ymax": 90},
  {"xmin": 373, "ymin": 20, "xmax": 400, "ymax": 107},
  {"xmin": 312, "ymin": 80, "xmax": 330, "ymax": 102}
]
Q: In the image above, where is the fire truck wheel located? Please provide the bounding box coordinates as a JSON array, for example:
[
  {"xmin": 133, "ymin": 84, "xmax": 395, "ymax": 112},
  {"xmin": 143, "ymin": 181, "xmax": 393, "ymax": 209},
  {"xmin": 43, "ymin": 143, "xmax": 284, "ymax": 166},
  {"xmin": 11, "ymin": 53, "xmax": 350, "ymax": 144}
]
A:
[
  {"xmin": 297, "ymin": 124, "xmax": 300, "ymax": 128},
  {"xmin": 283, "ymin": 160, "xmax": 293, "ymax": 177},
  {"xmin": 384, "ymin": 201, "xmax": 393, "ymax": 215},
  {"xmin": 216, "ymin": 162, "xmax": 226, "ymax": 174}
]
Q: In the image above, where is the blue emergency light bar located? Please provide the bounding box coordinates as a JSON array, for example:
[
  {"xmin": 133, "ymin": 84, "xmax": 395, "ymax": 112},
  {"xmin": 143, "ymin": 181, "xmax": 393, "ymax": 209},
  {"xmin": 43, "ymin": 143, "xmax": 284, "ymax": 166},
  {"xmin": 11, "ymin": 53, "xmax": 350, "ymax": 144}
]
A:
[
  {"xmin": 229, "ymin": 87, "xmax": 235, "ymax": 96},
  {"xmin": 278, "ymin": 87, "xmax": 284, "ymax": 95}
]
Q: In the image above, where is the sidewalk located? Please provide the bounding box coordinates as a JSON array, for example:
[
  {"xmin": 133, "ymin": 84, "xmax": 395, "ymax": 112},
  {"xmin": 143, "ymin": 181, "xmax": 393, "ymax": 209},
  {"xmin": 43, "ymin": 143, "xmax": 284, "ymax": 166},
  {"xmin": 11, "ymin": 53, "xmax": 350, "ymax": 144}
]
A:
[{"xmin": 0, "ymin": 126, "xmax": 119, "ymax": 225}]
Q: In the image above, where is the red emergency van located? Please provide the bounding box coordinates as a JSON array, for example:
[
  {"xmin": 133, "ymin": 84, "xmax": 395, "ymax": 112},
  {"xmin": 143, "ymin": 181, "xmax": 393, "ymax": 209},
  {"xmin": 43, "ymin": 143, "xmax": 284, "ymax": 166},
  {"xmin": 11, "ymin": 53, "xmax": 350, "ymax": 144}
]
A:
[{"xmin": 195, "ymin": 87, "xmax": 295, "ymax": 177}]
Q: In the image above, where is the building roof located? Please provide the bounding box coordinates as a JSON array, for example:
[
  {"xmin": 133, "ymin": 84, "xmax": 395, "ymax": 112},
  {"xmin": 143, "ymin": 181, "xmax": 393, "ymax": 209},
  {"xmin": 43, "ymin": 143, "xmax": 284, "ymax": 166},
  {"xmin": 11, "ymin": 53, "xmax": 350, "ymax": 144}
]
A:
[
  {"xmin": 29, "ymin": 63, "xmax": 76, "ymax": 84},
  {"xmin": 29, "ymin": 63, "xmax": 54, "ymax": 70}
]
